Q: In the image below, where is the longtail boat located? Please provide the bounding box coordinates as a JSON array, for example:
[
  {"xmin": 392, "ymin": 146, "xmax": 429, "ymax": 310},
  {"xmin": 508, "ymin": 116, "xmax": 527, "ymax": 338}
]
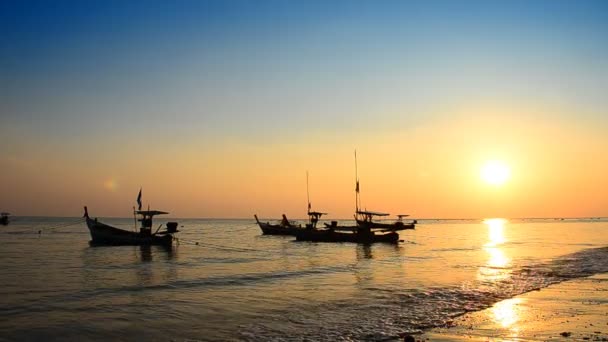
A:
[
  {"xmin": 84, "ymin": 190, "xmax": 179, "ymax": 247},
  {"xmin": 296, "ymin": 151, "xmax": 415, "ymax": 244},
  {"xmin": 355, "ymin": 211, "xmax": 416, "ymax": 230},
  {"xmin": 254, "ymin": 214, "xmax": 302, "ymax": 235},
  {"xmin": 352, "ymin": 151, "xmax": 417, "ymax": 231},
  {"xmin": 295, "ymin": 225, "xmax": 400, "ymax": 244}
]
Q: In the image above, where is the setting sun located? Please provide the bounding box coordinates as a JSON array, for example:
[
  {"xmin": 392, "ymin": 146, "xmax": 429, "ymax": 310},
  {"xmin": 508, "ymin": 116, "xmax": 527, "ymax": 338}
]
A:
[{"xmin": 481, "ymin": 161, "xmax": 511, "ymax": 186}]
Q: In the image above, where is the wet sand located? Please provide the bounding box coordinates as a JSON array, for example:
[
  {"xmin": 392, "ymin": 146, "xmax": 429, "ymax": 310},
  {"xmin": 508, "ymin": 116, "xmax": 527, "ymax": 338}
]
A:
[{"xmin": 420, "ymin": 273, "xmax": 608, "ymax": 341}]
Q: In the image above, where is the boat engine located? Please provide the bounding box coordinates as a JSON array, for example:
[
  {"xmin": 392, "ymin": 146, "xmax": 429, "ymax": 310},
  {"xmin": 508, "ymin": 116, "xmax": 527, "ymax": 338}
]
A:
[{"xmin": 166, "ymin": 222, "xmax": 179, "ymax": 233}]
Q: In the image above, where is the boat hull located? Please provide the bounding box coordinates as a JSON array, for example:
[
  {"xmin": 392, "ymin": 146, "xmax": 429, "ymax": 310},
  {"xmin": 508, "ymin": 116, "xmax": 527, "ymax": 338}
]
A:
[
  {"xmin": 86, "ymin": 217, "xmax": 173, "ymax": 247},
  {"xmin": 257, "ymin": 222, "xmax": 302, "ymax": 236},
  {"xmin": 356, "ymin": 219, "xmax": 415, "ymax": 230},
  {"xmin": 295, "ymin": 229, "xmax": 399, "ymax": 244}
]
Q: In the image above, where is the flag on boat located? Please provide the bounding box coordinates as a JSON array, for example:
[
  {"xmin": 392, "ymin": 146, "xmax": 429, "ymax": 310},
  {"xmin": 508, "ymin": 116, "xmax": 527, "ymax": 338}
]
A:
[
  {"xmin": 136, "ymin": 188, "xmax": 142, "ymax": 210},
  {"xmin": 308, "ymin": 202, "xmax": 311, "ymax": 210},
  {"xmin": 356, "ymin": 180, "xmax": 360, "ymax": 193}
]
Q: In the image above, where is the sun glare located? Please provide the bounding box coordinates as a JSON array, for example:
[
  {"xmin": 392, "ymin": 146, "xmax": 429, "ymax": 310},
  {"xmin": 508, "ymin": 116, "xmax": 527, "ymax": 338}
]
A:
[{"xmin": 481, "ymin": 161, "xmax": 511, "ymax": 186}]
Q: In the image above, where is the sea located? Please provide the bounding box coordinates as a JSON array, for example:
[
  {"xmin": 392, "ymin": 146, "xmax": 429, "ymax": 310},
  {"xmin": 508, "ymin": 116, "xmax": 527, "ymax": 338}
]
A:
[{"xmin": 1, "ymin": 217, "xmax": 608, "ymax": 341}]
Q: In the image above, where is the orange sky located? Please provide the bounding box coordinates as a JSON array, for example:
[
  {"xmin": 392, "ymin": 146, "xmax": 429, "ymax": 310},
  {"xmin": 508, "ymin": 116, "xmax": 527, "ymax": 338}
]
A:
[{"xmin": 3, "ymin": 104, "xmax": 607, "ymax": 219}]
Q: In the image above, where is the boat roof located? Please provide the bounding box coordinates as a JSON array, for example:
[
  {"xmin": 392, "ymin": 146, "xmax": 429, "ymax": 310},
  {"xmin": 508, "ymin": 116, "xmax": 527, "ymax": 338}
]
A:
[
  {"xmin": 1, "ymin": 212, "xmax": 9, "ymax": 216},
  {"xmin": 397, "ymin": 214, "xmax": 410, "ymax": 218},
  {"xmin": 308, "ymin": 211, "xmax": 328, "ymax": 216},
  {"xmin": 357, "ymin": 210, "xmax": 390, "ymax": 216},
  {"xmin": 135, "ymin": 210, "xmax": 169, "ymax": 216}
]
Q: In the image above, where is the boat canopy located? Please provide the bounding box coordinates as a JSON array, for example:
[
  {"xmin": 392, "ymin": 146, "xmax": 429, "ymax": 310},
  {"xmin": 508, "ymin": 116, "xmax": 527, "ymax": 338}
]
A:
[
  {"xmin": 135, "ymin": 210, "xmax": 169, "ymax": 216},
  {"xmin": 396, "ymin": 214, "xmax": 410, "ymax": 218},
  {"xmin": 357, "ymin": 210, "xmax": 389, "ymax": 216},
  {"xmin": 308, "ymin": 211, "xmax": 328, "ymax": 216}
]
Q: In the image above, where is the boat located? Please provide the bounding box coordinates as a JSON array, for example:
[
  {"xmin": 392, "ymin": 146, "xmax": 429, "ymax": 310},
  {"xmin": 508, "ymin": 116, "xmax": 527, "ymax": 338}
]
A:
[
  {"xmin": 295, "ymin": 225, "xmax": 400, "ymax": 244},
  {"xmin": 84, "ymin": 190, "xmax": 179, "ymax": 247},
  {"xmin": 0, "ymin": 212, "xmax": 9, "ymax": 226},
  {"xmin": 355, "ymin": 211, "xmax": 416, "ymax": 230},
  {"xmin": 352, "ymin": 151, "xmax": 417, "ymax": 231},
  {"xmin": 255, "ymin": 172, "xmax": 328, "ymax": 236},
  {"xmin": 254, "ymin": 214, "xmax": 302, "ymax": 235},
  {"xmin": 295, "ymin": 151, "xmax": 415, "ymax": 244}
]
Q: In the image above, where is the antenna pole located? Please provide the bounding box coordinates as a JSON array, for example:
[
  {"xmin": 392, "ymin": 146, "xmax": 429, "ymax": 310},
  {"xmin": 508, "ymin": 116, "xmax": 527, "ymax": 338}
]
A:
[
  {"xmin": 355, "ymin": 150, "xmax": 360, "ymax": 213},
  {"xmin": 306, "ymin": 171, "xmax": 311, "ymax": 214}
]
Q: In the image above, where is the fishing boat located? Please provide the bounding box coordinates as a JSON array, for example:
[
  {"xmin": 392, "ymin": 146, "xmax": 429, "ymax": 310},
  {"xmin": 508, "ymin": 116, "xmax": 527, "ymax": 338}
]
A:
[
  {"xmin": 298, "ymin": 216, "xmax": 409, "ymax": 244},
  {"xmin": 295, "ymin": 224, "xmax": 400, "ymax": 244},
  {"xmin": 0, "ymin": 212, "xmax": 9, "ymax": 226},
  {"xmin": 355, "ymin": 211, "xmax": 416, "ymax": 230},
  {"xmin": 84, "ymin": 190, "xmax": 179, "ymax": 247},
  {"xmin": 352, "ymin": 151, "xmax": 417, "ymax": 231},
  {"xmin": 254, "ymin": 214, "xmax": 302, "ymax": 235},
  {"xmin": 255, "ymin": 172, "xmax": 328, "ymax": 236},
  {"xmin": 296, "ymin": 151, "xmax": 415, "ymax": 244}
]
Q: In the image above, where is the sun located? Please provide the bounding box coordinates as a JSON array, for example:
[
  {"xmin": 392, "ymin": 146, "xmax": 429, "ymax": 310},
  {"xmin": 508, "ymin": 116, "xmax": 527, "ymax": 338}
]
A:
[{"xmin": 480, "ymin": 160, "xmax": 511, "ymax": 186}]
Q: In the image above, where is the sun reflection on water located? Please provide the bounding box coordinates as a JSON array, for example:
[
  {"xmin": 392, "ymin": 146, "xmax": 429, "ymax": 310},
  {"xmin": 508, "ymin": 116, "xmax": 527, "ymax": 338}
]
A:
[
  {"xmin": 492, "ymin": 297, "xmax": 522, "ymax": 328},
  {"xmin": 488, "ymin": 297, "xmax": 524, "ymax": 340},
  {"xmin": 479, "ymin": 218, "xmax": 511, "ymax": 282}
]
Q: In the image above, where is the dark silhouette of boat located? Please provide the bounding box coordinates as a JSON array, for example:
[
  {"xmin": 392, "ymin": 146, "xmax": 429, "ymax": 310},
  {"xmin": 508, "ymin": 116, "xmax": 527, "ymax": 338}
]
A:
[
  {"xmin": 355, "ymin": 211, "xmax": 416, "ymax": 230},
  {"xmin": 84, "ymin": 189, "xmax": 179, "ymax": 247},
  {"xmin": 296, "ymin": 151, "xmax": 415, "ymax": 244},
  {"xmin": 352, "ymin": 151, "xmax": 417, "ymax": 231},
  {"xmin": 295, "ymin": 224, "xmax": 400, "ymax": 244},
  {"xmin": 0, "ymin": 212, "xmax": 9, "ymax": 226},
  {"xmin": 254, "ymin": 214, "xmax": 302, "ymax": 235}
]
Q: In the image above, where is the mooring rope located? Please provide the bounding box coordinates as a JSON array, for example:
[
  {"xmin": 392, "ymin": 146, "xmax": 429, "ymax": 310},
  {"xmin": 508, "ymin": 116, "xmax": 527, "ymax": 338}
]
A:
[
  {"xmin": 38, "ymin": 218, "xmax": 86, "ymax": 232},
  {"xmin": 176, "ymin": 237, "xmax": 277, "ymax": 255}
]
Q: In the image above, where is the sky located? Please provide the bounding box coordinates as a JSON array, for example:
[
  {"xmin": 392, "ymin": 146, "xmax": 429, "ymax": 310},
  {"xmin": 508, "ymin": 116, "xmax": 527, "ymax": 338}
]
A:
[{"xmin": 1, "ymin": 0, "xmax": 607, "ymax": 218}]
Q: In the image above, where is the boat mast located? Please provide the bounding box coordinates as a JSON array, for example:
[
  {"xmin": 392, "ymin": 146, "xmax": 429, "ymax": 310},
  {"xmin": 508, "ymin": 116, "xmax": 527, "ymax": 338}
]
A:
[
  {"xmin": 355, "ymin": 150, "xmax": 361, "ymax": 214},
  {"xmin": 306, "ymin": 171, "xmax": 311, "ymax": 214}
]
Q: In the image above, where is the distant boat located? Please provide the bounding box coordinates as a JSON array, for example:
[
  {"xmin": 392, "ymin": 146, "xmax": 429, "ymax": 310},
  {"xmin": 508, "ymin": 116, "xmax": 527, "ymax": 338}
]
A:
[
  {"xmin": 255, "ymin": 171, "xmax": 328, "ymax": 236},
  {"xmin": 254, "ymin": 214, "xmax": 303, "ymax": 235},
  {"xmin": 295, "ymin": 225, "xmax": 401, "ymax": 244},
  {"xmin": 355, "ymin": 211, "xmax": 416, "ymax": 230},
  {"xmin": 0, "ymin": 212, "xmax": 9, "ymax": 226},
  {"xmin": 352, "ymin": 151, "xmax": 417, "ymax": 231},
  {"xmin": 84, "ymin": 190, "xmax": 179, "ymax": 247},
  {"xmin": 295, "ymin": 151, "xmax": 415, "ymax": 244}
]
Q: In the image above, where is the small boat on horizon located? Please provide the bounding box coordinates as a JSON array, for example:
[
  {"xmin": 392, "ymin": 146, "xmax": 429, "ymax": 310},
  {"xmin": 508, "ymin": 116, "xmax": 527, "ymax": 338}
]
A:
[
  {"xmin": 355, "ymin": 211, "xmax": 416, "ymax": 230},
  {"xmin": 296, "ymin": 151, "xmax": 415, "ymax": 244},
  {"xmin": 352, "ymin": 151, "xmax": 417, "ymax": 231},
  {"xmin": 84, "ymin": 189, "xmax": 179, "ymax": 247}
]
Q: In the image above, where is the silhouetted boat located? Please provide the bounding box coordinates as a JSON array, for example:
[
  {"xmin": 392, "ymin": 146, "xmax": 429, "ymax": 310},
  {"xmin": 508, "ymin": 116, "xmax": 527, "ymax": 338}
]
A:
[
  {"xmin": 0, "ymin": 212, "xmax": 9, "ymax": 226},
  {"xmin": 297, "ymin": 218, "xmax": 407, "ymax": 244},
  {"xmin": 295, "ymin": 226, "xmax": 400, "ymax": 244},
  {"xmin": 255, "ymin": 172, "xmax": 328, "ymax": 236},
  {"xmin": 254, "ymin": 214, "xmax": 302, "ymax": 235},
  {"xmin": 84, "ymin": 190, "xmax": 179, "ymax": 247},
  {"xmin": 352, "ymin": 151, "xmax": 417, "ymax": 231},
  {"xmin": 355, "ymin": 211, "xmax": 416, "ymax": 230},
  {"xmin": 295, "ymin": 151, "xmax": 415, "ymax": 244},
  {"xmin": 85, "ymin": 207, "xmax": 178, "ymax": 247}
]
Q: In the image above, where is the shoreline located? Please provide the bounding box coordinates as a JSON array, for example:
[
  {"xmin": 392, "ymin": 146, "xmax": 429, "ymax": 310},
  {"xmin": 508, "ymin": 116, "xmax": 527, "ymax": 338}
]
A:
[{"xmin": 415, "ymin": 273, "xmax": 608, "ymax": 341}]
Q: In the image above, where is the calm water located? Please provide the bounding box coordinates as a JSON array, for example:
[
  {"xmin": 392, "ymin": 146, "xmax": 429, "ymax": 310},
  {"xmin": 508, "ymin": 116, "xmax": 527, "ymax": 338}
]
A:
[{"xmin": 1, "ymin": 217, "xmax": 608, "ymax": 341}]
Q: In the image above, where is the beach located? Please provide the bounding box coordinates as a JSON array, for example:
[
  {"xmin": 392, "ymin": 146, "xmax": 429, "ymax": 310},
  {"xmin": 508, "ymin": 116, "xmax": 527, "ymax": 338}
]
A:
[{"xmin": 422, "ymin": 273, "xmax": 608, "ymax": 341}]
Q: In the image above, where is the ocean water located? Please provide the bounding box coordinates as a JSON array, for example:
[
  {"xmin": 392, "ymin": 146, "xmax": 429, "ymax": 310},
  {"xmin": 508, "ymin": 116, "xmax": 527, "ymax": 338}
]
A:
[{"xmin": 1, "ymin": 217, "xmax": 608, "ymax": 341}]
